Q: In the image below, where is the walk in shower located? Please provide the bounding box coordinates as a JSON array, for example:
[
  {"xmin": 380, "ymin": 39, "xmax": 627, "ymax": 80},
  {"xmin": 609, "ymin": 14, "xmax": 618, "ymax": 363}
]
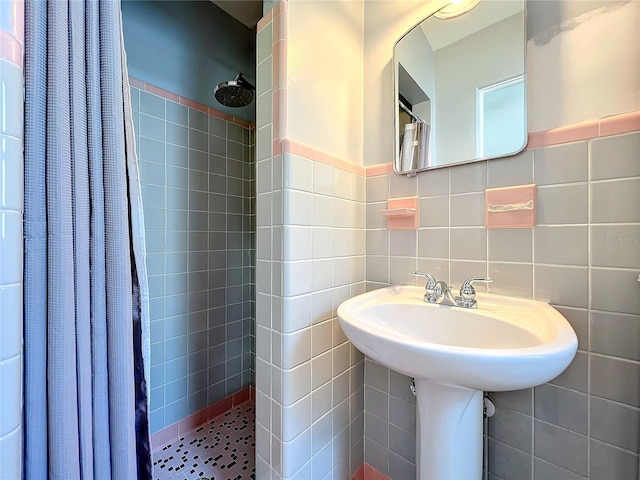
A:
[{"xmin": 121, "ymin": 0, "xmax": 257, "ymax": 449}]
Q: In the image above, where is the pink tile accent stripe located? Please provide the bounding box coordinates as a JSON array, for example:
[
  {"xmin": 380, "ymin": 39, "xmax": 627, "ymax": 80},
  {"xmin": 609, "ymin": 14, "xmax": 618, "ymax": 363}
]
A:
[
  {"xmin": 599, "ymin": 110, "xmax": 640, "ymax": 137},
  {"xmin": 273, "ymin": 4, "xmax": 287, "ymax": 43},
  {"xmin": 273, "ymin": 0, "xmax": 287, "ymax": 18},
  {"xmin": 129, "ymin": 77, "xmax": 253, "ymax": 129},
  {"xmin": 256, "ymin": 8, "xmax": 273, "ymax": 32},
  {"xmin": 527, "ymin": 120, "xmax": 599, "ymax": 149},
  {"xmin": 527, "ymin": 110, "xmax": 640, "ymax": 148},
  {"xmin": 351, "ymin": 463, "xmax": 392, "ymax": 480},
  {"xmin": 273, "ymin": 88, "xmax": 287, "ymax": 141},
  {"xmin": 485, "ymin": 184, "xmax": 536, "ymax": 229},
  {"xmin": 150, "ymin": 386, "xmax": 254, "ymax": 451},
  {"xmin": 364, "ymin": 110, "xmax": 640, "ymax": 177},
  {"xmin": 0, "ymin": 30, "xmax": 23, "ymax": 68},
  {"xmin": 280, "ymin": 138, "xmax": 366, "ymax": 176},
  {"xmin": 273, "ymin": 39, "xmax": 287, "ymax": 93},
  {"xmin": 257, "ymin": 0, "xmax": 287, "ymax": 33},
  {"xmin": 365, "ymin": 162, "xmax": 395, "ymax": 177}
]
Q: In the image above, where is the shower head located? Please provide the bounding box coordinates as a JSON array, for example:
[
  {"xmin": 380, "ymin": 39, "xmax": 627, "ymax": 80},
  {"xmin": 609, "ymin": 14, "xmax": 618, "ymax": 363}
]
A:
[{"xmin": 214, "ymin": 73, "xmax": 255, "ymax": 108}]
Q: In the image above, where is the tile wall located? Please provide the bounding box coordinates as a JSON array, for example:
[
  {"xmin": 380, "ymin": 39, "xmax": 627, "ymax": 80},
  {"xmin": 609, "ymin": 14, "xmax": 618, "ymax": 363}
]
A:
[
  {"xmin": 364, "ymin": 131, "xmax": 640, "ymax": 479},
  {"xmin": 0, "ymin": 2, "xmax": 24, "ymax": 478},
  {"xmin": 255, "ymin": 147, "xmax": 367, "ymax": 479},
  {"xmin": 255, "ymin": 8, "xmax": 366, "ymax": 478},
  {"xmin": 131, "ymin": 85, "xmax": 256, "ymax": 434}
]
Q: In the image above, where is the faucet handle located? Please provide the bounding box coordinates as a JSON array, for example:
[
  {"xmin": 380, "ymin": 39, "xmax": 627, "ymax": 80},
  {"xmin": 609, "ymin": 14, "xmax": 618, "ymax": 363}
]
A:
[
  {"xmin": 457, "ymin": 277, "xmax": 493, "ymax": 308},
  {"xmin": 412, "ymin": 271, "xmax": 436, "ymax": 289},
  {"xmin": 460, "ymin": 277, "xmax": 494, "ymax": 296}
]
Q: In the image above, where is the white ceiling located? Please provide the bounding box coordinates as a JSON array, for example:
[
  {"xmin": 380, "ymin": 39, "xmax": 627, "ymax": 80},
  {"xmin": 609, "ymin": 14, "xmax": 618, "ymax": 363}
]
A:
[{"xmin": 211, "ymin": 0, "xmax": 263, "ymax": 29}]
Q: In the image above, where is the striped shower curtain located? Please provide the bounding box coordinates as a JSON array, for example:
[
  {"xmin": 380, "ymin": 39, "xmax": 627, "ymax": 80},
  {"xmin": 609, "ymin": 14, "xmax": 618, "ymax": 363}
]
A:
[{"xmin": 23, "ymin": 0, "xmax": 151, "ymax": 478}]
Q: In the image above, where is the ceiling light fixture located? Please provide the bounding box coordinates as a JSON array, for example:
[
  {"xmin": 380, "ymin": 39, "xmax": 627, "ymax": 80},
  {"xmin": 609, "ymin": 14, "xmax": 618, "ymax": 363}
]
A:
[{"xmin": 434, "ymin": 0, "xmax": 480, "ymax": 20}]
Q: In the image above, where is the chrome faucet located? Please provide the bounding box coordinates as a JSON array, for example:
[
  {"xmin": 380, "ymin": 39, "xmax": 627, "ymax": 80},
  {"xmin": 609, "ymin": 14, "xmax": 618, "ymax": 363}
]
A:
[
  {"xmin": 456, "ymin": 277, "xmax": 494, "ymax": 309},
  {"xmin": 413, "ymin": 272, "xmax": 493, "ymax": 309}
]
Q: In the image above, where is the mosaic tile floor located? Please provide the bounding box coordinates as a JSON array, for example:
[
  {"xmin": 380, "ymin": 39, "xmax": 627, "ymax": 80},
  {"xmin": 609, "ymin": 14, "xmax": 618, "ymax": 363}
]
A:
[{"xmin": 153, "ymin": 403, "xmax": 255, "ymax": 480}]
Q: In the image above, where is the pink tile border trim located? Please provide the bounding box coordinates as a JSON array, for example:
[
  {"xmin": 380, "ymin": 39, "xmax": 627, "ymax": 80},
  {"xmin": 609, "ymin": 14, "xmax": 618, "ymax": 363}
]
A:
[
  {"xmin": 150, "ymin": 386, "xmax": 255, "ymax": 451},
  {"xmin": 129, "ymin": 77, "xmax": 254, "ymax": 129},
  {"xmin": 527, "ymin": 119, "xmax": 599, "ymax": 149},
  {"xmin": 256, "ymin": 9, "xmax": 272, "ymax": 32},
  {"xmin": 351, "ymin": 463, "xmax": 392, "ymax": 480},
  {"xmin": 0, "ymin": 30, "xmax": 23, "ymax": 68},
  {"xmin": 365, "ymin": 162, "xmax": 395, "ymax": 177},
  {"xmin": 364, "ymin": 110, "xmax": 640, "ymax": 177},
  {"xmin": 273, "ymin": 4, "xmax": 287, "ymax": 43},
  {"xmin": 278, "ymin": 138, "xmax": 366, "ymax": 176},
  {"xmin": 599, "ymin": 111, "xmax": 640, "ymax": 137},
  {"xmin": 257, "ymin": 0, "xmax": 287, "ymax": 32},
  {"xmin": 271, "ymin": 3, "xmax": 288, "ymax": 142},
  {"xmin": 527, "ymin": 110, "xmax": 640, "ymax": 148}
]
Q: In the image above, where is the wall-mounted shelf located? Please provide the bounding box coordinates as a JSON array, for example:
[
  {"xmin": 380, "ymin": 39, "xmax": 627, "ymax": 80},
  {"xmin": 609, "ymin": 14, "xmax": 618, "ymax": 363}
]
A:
[
  {"xmin": 379, "ymin": 208, "xmax": 416, "ymax": 217},
  {"xmin": 380, "ymin": 197, "xmax": 418, "ymax": 230}
]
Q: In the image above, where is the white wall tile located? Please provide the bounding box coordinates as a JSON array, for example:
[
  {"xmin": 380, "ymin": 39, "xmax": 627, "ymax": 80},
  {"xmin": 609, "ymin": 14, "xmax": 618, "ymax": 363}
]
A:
[
  {"xmin": 284, "ymin": 154, "xmax": 313, "ymax": 192},
  {"xmin": 0, "ymin": 425, "xmax": 22, "ymax": 480},
  {"xmin": 0, "ymin": 284, "xmax": 22, "ymax": 360},
  {"xmin": 311, "ymin": 351, "xmax": 333, "ymax": 390},
  {"xmin": 282, "ymin": 428, "xmax": 312, "ymax": 478},
  {"xmin": 283, "ymin": 226, "xmax": 312, "ymax": 261},
  {"xmin": 0, "ymin": 212, "xmax": 22, "ymax": 285},
  {"xmin": 0, "ymin": 136, "xmax": 24, "ymax": 211},
  {"xmin": 282, "ymin": 362, "xmax": 312, "ymax": 407},
  {"xmin": 313, "ymin": 163, "xmax": 334, "ymax": 196},
  {"xmin": 313, "ymin": 195, "xmax": 334, "ymax": 227},
  {"xmin": 283, "ymin": 261, "xmax": 312, "ymax": 297},
  {"xmin": 282, "ymin": 295, "xmax": 313, "ymax": 333},
  {"xmin": 284, "ymin": 190, "xmax": 313, "ymax": 226},
  {"xmin": 312, "ymin": 227, "xmax": 333, "ymax": 259},
  {"xmin": 281, "ymin": 328, "xmax": 312, "ymax": 369},
  {"xmin": 0, "ymin": 356, "xmax": 22, "ymax": 435},
  {"xmin": 282, "ymin": 394, "xmax": 312, "ymax": 441}
]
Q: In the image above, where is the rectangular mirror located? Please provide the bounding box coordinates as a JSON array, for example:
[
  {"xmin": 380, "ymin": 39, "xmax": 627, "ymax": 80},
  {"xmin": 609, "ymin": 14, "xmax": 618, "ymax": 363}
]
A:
[{"xmin": 394, "ymin": 0, "xmax": 527, "ymax": 174}]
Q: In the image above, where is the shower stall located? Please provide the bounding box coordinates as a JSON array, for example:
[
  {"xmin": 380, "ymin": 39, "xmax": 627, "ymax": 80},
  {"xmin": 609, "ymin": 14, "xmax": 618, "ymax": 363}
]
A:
[{"xmin": 121, "ymin": 0, "xmax": 257, "ymax": 441}]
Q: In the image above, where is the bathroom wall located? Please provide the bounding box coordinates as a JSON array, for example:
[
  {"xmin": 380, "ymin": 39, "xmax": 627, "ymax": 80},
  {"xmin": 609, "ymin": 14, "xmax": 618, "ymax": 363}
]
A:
[
  {"xmin": 254, "ymin": 2, "xmax": 367, "ymax": 478},
  {"xmin": 363, "ymin": 1, "xmax": 640, "ymax": 478},
  {"xmin": 0, "ymin": 2, "xmax": 24, "ymax": 477},
  {"xmin": 284, "ymin": 0, "xmax": 364, "ymax": 166},
  {"xmin": 121, "ymin": 0, "xmax": 256, "ymax": 122},
  {"xmin": 122, "ymin": 3, "xmax": 256, "ymax": 435}
]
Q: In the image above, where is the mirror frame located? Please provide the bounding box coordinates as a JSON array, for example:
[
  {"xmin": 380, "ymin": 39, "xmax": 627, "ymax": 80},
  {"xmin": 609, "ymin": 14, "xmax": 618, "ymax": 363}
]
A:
[{"xmin": 393, "ymin": 1, "xmax": 528, "ymax": 174}]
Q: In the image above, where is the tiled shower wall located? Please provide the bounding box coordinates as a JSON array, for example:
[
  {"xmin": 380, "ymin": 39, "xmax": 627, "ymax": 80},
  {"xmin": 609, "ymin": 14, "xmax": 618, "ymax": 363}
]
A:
[
  {"xmin": 0, "ymin": 2, "xmax": 24, "ymax": 477},
  {"xmin": 131, "ymin": 85, "xmax": 255, "ymax": 434},
  {"xmin": 364, "ymin": 131, "xmax": 640, "ymax": 479}
]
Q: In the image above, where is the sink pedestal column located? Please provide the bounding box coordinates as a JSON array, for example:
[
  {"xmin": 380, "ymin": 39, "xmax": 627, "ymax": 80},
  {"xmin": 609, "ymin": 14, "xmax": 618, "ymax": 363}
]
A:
[{"xmin": 414, "ymin": 380, "xmax": 483, "ymax": 480}]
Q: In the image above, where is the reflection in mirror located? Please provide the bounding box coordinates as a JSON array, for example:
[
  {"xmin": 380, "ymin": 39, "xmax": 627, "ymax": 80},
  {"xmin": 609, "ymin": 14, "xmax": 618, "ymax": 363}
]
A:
[{"xmin": 394, "ymin": 0, "xmax": 526, "ymax": 174}]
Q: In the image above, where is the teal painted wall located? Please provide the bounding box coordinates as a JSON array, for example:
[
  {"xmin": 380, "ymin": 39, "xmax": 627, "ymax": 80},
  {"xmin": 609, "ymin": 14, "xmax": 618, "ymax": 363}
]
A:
[{"xmin": 122, "ymin": 1, "xmax": 256, "ymax": 122}]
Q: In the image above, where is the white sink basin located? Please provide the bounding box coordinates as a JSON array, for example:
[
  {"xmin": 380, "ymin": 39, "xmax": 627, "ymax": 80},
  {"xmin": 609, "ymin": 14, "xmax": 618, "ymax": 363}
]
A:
[
  {"xmin": 338, "ymin": 285, "xmax": 578, "ymax": 479},
  {"xmin": 337, "ymin": 285, "xmax": 577, "ymax": 391}
]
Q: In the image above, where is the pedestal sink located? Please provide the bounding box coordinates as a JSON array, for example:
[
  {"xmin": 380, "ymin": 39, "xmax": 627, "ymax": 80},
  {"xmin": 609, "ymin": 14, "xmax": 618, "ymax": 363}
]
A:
[{"xmin": 337, "ymin": 285, "xmax": 578, "ymax": 480}]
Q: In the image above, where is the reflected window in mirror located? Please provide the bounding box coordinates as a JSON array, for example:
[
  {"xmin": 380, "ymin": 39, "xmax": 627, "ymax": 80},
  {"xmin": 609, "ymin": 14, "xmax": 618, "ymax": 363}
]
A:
[{"xmin": 394, "ymin": 0, "xmax": 527, "ymax": 174}]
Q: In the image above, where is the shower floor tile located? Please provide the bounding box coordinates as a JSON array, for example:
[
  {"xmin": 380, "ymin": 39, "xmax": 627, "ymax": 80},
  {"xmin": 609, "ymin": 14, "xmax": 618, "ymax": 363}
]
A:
[{"xmin": 153, "ymin": 403, "xmax": 255, "ymax": 480}]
